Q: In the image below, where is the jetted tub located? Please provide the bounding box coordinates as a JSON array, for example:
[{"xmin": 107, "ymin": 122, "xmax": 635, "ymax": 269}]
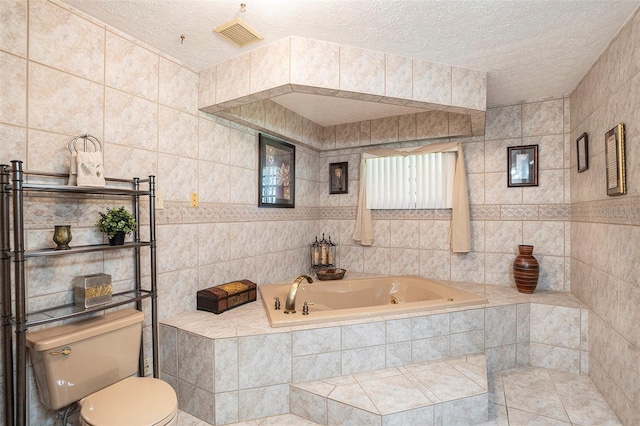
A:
[{"xmin": 259, "ymin": 275, "xmax": 488, "ymax": 327}]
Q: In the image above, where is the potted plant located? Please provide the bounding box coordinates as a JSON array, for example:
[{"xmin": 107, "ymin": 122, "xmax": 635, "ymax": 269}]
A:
[{"xmin": 96, "ymin": 206, "xmax": 137, "ymax": 245}]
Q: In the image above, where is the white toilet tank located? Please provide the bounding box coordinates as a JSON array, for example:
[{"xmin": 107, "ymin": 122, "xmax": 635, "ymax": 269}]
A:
[{"xmin": 26, "ymin": 309, "xmax": 144, "ymax": 410}]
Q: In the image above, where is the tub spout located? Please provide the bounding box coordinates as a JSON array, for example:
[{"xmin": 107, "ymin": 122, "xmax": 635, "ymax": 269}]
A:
[{"xmin": 284, "ymin": 275, "xmax": 313, "ymax": 314}]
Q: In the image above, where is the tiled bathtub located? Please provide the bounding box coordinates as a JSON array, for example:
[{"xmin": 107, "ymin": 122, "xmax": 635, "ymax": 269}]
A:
[{"xmin": 159, "ymin": 281, "xmax": 587, "ymax": 425}]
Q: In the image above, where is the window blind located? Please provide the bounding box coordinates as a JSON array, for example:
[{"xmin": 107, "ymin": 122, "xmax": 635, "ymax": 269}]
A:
[{"xmin": 364, "ymin": 151, "xmax": 456, "ymax": 209}]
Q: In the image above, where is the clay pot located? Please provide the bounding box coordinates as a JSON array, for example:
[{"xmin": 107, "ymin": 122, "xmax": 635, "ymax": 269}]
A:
[{"xmin": 513, "ymin": 245, "xmax": 539, "ymax": 294}]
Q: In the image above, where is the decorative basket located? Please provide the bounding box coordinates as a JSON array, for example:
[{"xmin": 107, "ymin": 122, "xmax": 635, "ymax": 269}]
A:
[{"xmin": 316, "ymin": 268, "xmax": 346, "ymax": 281}]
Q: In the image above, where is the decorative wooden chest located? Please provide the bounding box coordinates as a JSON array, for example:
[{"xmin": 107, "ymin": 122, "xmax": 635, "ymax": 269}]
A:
[{"xmin": 197, "ymin": 280, "xmax": 257, "ymax": 314}]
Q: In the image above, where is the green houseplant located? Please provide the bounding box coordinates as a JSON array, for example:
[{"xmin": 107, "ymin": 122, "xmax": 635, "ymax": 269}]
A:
[{"xmin": 96, "ymin": 206, "xmax": 137, "ymax": 245}]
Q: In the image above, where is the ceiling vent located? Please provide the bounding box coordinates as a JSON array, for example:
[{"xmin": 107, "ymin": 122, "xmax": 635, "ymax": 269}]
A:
[{"xmin": 214, "ymin": 18, "xmax": 263, "ymax": 48}]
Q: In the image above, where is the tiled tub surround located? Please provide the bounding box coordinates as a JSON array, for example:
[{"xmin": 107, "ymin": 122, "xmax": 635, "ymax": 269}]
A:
[{"xmin": 160, "ymin": 282, "xmax": 588, "ymax": 425}]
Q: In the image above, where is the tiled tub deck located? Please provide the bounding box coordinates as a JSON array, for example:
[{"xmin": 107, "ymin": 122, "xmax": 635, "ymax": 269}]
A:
[{"xmin": 160, "ymin": 281, "xmax": 589, "ymax": 425}]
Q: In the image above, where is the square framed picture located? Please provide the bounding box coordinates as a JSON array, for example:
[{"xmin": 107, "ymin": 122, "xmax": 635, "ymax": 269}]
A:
[
  {"xmin": 605, "ymin": 123, "xmax": 626, "ymax": 196},
  {"xmin": 329, "ymin": 162, "xmax": 348, "ymax": 194},
  {"xmin": 576, "ymin": 132, "xmax": 589, "ymax": 173},
  {"xmin": 507, "ymin": 145, "xmax": 538, "ymax": 187},
  {"xmin": 258, "ymin": 133, "xmax": 295, "ymax": 208}
]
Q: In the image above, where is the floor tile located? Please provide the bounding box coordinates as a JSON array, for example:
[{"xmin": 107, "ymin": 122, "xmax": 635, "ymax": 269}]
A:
[
  {"xmin": 504, "ymin": 381, "xmax": 569, "ymax": 422},
  {"xmin": 560, "ymin": 394, "xmax": 622, "ymax": 425},
  {"xmin": 506, "ymin": 407, "xmax": 571, "ymax": 425}
]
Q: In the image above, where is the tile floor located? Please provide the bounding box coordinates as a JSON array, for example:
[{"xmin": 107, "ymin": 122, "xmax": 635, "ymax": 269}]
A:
[{"xmin": 175, "ymin": 366, "xmax": 622, "ymax": 426}]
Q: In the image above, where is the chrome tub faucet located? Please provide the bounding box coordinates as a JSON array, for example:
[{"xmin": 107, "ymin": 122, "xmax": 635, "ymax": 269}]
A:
[{"xmin": 284, "ymin": 275, "xmax": 313, "ymax": 314}]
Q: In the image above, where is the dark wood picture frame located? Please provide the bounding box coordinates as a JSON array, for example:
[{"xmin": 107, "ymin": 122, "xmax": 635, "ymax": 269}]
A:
[
  {"xmin": 577, "ymin": 132, "xmax": 589, "ymax": 173},
  {"xmin": 258, "ymin": 133, "xmax": 295, "ymax": 208},
  {"xmin": 329, "ymin": 162, "xmax": 348, "ymax": 194},
  {"xmin": 605, "ymin": 123, "xmax": 626, "ymax": 196},
  {"xmin": 507, "ymin": 145, "xmax": 538, "ymax": 187}
]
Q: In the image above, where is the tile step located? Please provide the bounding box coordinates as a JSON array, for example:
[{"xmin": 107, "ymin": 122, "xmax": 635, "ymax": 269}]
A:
[{"xmin": 290, "ymin": 353, "xmax": 489, "ymax": 425}]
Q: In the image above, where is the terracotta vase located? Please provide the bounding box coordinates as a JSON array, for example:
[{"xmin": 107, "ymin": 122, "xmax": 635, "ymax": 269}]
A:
[{"xmin": 513, "ymin": 245, "xmax": 539, "ymax": 294}]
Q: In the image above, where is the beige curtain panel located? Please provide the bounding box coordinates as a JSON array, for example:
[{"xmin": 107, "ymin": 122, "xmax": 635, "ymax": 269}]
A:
[{"xmin": 352, "ymin": 141, "xmax": 471, "ymax": 253}]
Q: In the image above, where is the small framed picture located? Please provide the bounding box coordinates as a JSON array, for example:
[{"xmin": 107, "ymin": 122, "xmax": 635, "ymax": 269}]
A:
[
  {"xmin": 258, "ymin": 133, "xmax": 295, "ymax": 208},
  {"xmin": 576, "ymin": 133, "xmax": 589, "ymax": 173},
  {"xmin": 329, "ymin": 162, "xmax": 348, "ymax": 194},
  {"xmin": 605, "ymin": 123, "xmax": 626, "ymax": 196},
  {"xmin": 507, "ymin": 145, "xmax": 538, "ymax": 187}
]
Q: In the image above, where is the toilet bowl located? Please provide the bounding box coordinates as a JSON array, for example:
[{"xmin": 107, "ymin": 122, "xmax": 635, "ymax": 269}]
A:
[
  {"xmin": 26, "ymin": 309, "xmax": 178, "ymax": 425},
  {"xmin": 80, "ymin": 377, "xmax": 177, "ymax": 426}
]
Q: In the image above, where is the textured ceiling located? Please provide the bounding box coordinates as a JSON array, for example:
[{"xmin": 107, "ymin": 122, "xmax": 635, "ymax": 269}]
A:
[{"xmin": 63, "ymin": 0, "xmax": 639, "ymax": 107}]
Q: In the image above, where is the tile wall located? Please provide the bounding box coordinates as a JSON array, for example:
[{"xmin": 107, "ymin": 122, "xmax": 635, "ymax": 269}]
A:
[
  {"xmin": 570, "ymin": 7, "xmax": 640, "ymax": 425},
  {"xmin": 318, "ymin": 97, "xmax": 571, "ymax": 293},
  {"xmin": 1, "ymin": 0, "xmax": 575, "ymax": 424},
  {"xmin": 160, "ymin": 296, "xmax": 585, "ymax": 424}
]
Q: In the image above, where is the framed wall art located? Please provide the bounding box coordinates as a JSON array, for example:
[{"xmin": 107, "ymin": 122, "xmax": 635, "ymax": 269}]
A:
[
  {"xmin": 507, "ymin": 145, "xmax": 538, "ymax": 187},
  {"xmin": 576, "ymin": 132, "xmax": 589, "ymax": 173},
  {"xmin": 329, "ymin": 162, "xmax": 348, "ymax": 194},
  {"xmin": 605, "ymin": 123, "xmax": 626, "ymax": 196},
  {"xmin": 258, "ymin": 133, "xmax": 295, "ymax": 208}
]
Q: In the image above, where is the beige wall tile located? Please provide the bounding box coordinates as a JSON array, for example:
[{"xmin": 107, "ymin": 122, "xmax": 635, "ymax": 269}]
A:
[
  {"xmin": 159, "ymin": 58, "xmax": 198, "ymax": 114},
  {"xmin": 0, "ymin": 0, "xmax": 27, "ymax": 57},
  {"xmin": 485, "ymin": 105, "xmax": 521, "ymax": 140},
  {"xmin": 28, "ymin": 62, "xmax": 103, "ymax": 136},
  {"xmin": 158, "ymin": 106, "xmax": 198, "ymax": 157},
  {"xmin": 0, "ymin": 123, "xmax": 26, "ymax": 162},
  {"xmin": 106, "ymin": 32, "xmax": 158, "ymax": 101},
  {"xmin": 250, "ymin": 38, "xmax": 290, "ymax": 94},
  {"xmin": 26, "ymin": 129, "xmax": 69, "ymax": 173},
  {"xmin": 104, "ymin": 88, "xmax": 157, "ymax": 150},
  {"xmin": 198, "ymin": 65, "xmax": 216, "ymax": 109},
  {"xmin": 386, "ymin": 54, "xmax": 413, "ymax": 100},
  {"xmin": 522, "ymin": 169, "xmax": 564, "ymax": 204},
  {"xmin": 340, "ymin": 45, "xmax": 385, "ymax": 96},
  {"xmin": 104, "ymin": 142, "xmax": 157, "ymax": 180},
  {"xmin": 158, "ymin": 153, "xmax": 198, "ymax": 201},
  {"xmin": 0, "ymin": 51, "xmax": 26, "ymax": 126},
  {"xmin": 398, "ymin": 114, "xmax": 416, "ymax": 141},
  {"xmin": 416, "ymin": 111, "xmax": 448, "ymax": 139},
  {"xmin": 370, "ymin": 116, "xmax": 398, "ymax": 144},
  {"xmin": 290, "ymin": 37, "xmax": 339, "ymax": 90},
  {"xmin": 216, "ymin": 53, "xmax": 251, "ymax": 104},
  {"xmin": 484, "ymin": 138, "xmax": 519, "ymax": 173},
  {"xmin": 522, "ymin": 221, "xmax": 565, "ymax": 256},
  {"xmin": 451, "ymin": 67, "xmax": 486, "ymax": 111},
  {"xmin": 198, "ymin": 116, "xmax": 230, "ymax": 164},
  {"xmin": 484, "ymin": 253, "xmax": 514, "ymax": 286},
  {"xmin": 29, "ymin": 0, "xmax": 104, "ymax": 83},
  {"xmin": 522, "ymin": 99, "xmax": 563, "ymax": 137},
  {"xmin": 198, "ymin": 161, "xmax": 230, "ymax": 203},
  {"xmin": 413, "ymin": 59, "xmax": 451, "ymax": 105}
]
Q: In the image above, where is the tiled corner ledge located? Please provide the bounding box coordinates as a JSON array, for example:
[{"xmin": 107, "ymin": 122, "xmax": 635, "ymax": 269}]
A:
[{"xmin": 159, "ymin": 282, "xmax": 587, "ymax": 425}]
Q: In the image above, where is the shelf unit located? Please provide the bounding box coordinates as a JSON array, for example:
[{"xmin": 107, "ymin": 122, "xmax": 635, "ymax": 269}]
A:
[{"xmin": 1, "ymin": 160, "xmax": 158, "ymax": 426}]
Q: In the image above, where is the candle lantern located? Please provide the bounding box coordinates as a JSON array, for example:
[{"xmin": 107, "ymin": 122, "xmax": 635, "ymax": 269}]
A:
[{"xmin": 310, "ymin": 233, "xmax": 338, "ymax": 273}]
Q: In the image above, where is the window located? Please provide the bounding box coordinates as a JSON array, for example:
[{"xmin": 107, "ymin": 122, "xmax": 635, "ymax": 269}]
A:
[{"xmin": 364, "ymin": 152, "xmax": 456, "ymax": 209}]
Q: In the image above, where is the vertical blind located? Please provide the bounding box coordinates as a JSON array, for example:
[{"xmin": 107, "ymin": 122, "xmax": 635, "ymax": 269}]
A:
[{"xmin": 364, "ymin": 152, "xmax": 456, "ymax": 209}]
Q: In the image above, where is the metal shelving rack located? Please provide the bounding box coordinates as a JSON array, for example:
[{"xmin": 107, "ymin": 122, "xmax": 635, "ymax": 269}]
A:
[{"xmin": 1, "ymin": 160, "xmax": 158, "ymax": 426}]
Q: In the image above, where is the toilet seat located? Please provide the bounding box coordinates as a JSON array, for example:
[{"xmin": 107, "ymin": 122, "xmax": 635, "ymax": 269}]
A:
[{"xmin": 80, "ymin": 377, "xmax": 177, "ymax": 426}]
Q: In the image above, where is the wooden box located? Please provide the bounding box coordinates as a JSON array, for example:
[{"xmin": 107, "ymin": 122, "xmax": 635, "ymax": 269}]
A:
[{"xmin": 197, "ymin": 280, "xmax": 257, "ymax": 314}]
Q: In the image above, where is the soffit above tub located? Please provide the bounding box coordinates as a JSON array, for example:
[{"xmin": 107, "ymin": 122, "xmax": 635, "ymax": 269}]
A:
[
  {"xmin": 64, "ymin": 0, "xmax": 640, "ymax": 107},
  {"xmin": 198, "ymin": 37, "xmax": 486, "ymax": 138}
]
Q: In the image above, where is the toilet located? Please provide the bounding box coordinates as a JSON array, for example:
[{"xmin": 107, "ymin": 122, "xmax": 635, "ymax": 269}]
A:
[{"xmin": 26, "ymin": 309, "xmax": 177, "ymax": 425}]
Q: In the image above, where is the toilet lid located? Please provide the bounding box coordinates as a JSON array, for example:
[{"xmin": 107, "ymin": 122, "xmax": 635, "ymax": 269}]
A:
[{"xmin": 81, "ymin": 377, "xmax": 177, "ymax": 426}]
